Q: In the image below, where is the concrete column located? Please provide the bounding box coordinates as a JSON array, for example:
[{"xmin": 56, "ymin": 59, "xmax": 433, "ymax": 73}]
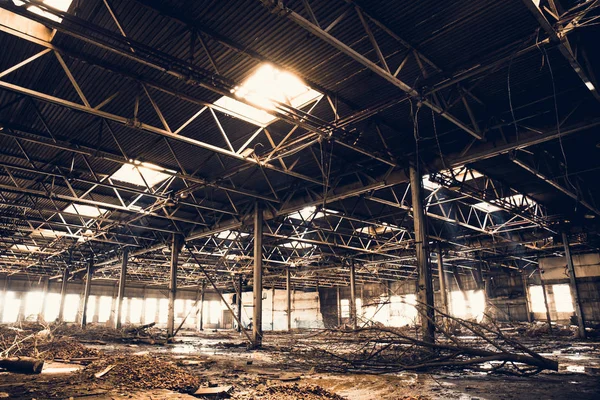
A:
[
  {"xmin": 252, "ymin": 203, "xmax": 263, "ymax": 347},
  {"xmin": 80, "ymin": 259, "xmax": 94, "ymax": 328},
  {"xmin": 336, "ymin": 287, "xmax": 341, "ymax": 326},
  {"xmin": 539, "ymin": 268, "xmax": 553, "ymax": 333},
  {"xmin": 562, "ymin": 232, "xmax": 586, "ymax": 338},
  {"xmin": 521, "ymin": 273, "xmax": 532, "ymax": 323},
  {"xmin": 410, "ymin": 165, "xmax": 435, "ymax": 343},
  {"xmin": 167, "ymin": 235, "xmax": 183, "ymax": 337},
  {"xmin": 0, "ymin": 277, "xmax": 7, "ymax": 322},
  {"xmin": 437, "ymin": 243, "xmax": 448, "ymax": 314},
  {"xmin": 198, "ymin": 280, "xmax": 205, "ymax": 331},
  {"xmin": 349, "ymin": 259, "xmax": 357, "ymax": 329},
  {"xmin": 237, "ymin": 275, "xmax": 243, "ymax": 332},
  {"xmin": 115, "ymin": 247, "xmax": 129, "ymax": 329},
  {"xmin": 57, "ymin": 266, "xmax": 69, "ymax": 322},
  {"xmin": 39, "ymin": 277, "xmax": 49, "ymax": 322},
  {"xmin": 286, "ymin": 267, "xmax": 292, "ymax": 331}
]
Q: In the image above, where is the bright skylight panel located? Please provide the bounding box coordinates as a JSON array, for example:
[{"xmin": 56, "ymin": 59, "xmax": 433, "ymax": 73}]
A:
[
  {"xmin": 11, "ymin": 244, "xmax": 40, "ymax": 252},
  {"xmin": 31, "ymin": 228, "xmax": 66, "ymax": 238},
  {"xmin": 473, "ymin": 194, "xmax": 535, "ymax": 213},
  {"xmin": 13, "ymin": 0, "xmax": 73, "ymax": 23},
  {"xmin": 110, "ymin": 161, "xmax": 173, "ymax": 188},
  {"xmin": 215, "ymin": 230, "xmax": 250, "ymax": 240},
  {"xmin": 280, "ymin": 240, "xmax": 314, "ymax": 249},
  {"xmin": 289, "ymin": 206, "xmax": 338, "ymax": 220},
  {"xmin": 213, "ymin": 64, "xmax": 322, "ymax": 127},
  {"xmin": 63, "ymin": 204, "xmax": 106, "ymax": 218}
]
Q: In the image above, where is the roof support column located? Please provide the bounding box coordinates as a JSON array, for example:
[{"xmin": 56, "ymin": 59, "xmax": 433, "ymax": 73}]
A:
[
  {"xmin": 336, "ymin": 287, "xmax": 341, "ymax": 326},
  {"xmin": 522, "ymin": 273, "xmax": 533, "ymax": 323},
  {"xmin": 410, "ymin": 165, "xmax": 435, "ymax": 343},
  {"xmin": 57, "ymin": 266, "xmax": 69, "ymax": 323},
  {"xmin": 80, "ymin": 259, "xmax": 94, "ymax": 328},
  {"xmin": 167, "ymin": 235, "xmax": 183, "ymax": 337},
  {"xmin": 198, "ymin": 280, "xmax": 205, "ymax": 331},
  {"xmin": 115, "ymin": 247, "xmax": 129, "ymax": 329},
  {"xmin": 539, "ymin": 268, "xmax": 553, "ymax": 333},
  {"xmin": 349, "ymin": 259, "xmax": 357, "ymax": 329},
  {"xmin": 237, "ymin": 274, "xmax": 243, "ymax": 333},
  {"xmin": 252, "ymin": 203, "xmax": 263, "ymax": 347},
  {"xmin": 286, "ymin": 266, "xmax": 292, "ymax": 331},
  {"xmin": 562, "ymin": 232, "xmax": 586, "ymax": 338},
  {"xmin": 437, "ymin": 243, "xmax": 448, "ymax": 315}
]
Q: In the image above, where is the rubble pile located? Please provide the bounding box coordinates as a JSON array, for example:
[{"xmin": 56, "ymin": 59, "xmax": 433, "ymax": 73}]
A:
[
  {"xmin": 233, "ymin": 383, "xmax": 345, "ymax": 399},
  {"xmin": 80, "ymin": 354, "xmax": 202, "ymax": 392},
  {"xmin": 0, "ymin": 323, "xmax": 100, "ymax": 360}
]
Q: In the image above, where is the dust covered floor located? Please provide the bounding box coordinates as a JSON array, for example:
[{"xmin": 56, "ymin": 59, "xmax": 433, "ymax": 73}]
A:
[{"xmin": 1, "ymin": 324, "xmax": 599, "ymax": 399}]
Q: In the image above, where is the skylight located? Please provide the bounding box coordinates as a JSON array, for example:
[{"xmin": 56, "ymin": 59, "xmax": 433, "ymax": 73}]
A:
[
  {"xmin": 31, "ymin": 228, "xmax": 66, "ymax": 238},
  {"xmin": 11, "ymin": 244, "xmax": 40, "ymax": 252},
  {"xmin": 213, "ymin": 64, "xmax": 322, "ymax": 126},
  {"xmin": 288, "ymin": 206, "xmax": 339, "ymax": 221},
  {"xmin": 63, "ymin": 204, "xmax": 106, "ymax": 218},
  {"xmin": 215, "ymin": 230, "xmax": 250, "ymax": 240},
  {"xmin": 13, "ymin": 0, "xmax": 73, "ymax": 23},
  {"xmin": 422, "ymin": 166, "xmax": 483, "ymax": 191},
  {"xmin": 473, "ymin": 194, "xmax": 535, "ymax": 213},
  {"xmin": 110, "ymin": 161, "xmax": 174, "ymax": 188},
  {"xmin": 280, "ymin": 240, "xmax": 314, "ymax": 249},
  {"xmin": 355, "ymin": 223, "xmax": 402, "ymax": 236}
]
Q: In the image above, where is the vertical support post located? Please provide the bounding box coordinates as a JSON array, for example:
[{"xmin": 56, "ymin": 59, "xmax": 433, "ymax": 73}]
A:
[
  {"xmin": 539, "ymin": 268, "xmax": 553, "ymax": 333},
  {"xmin": 336, "ymin": 286, "xmax": 341, "ymax": 326},
  {"xmin": 252, "ymin": 203, "xmax": 263, "ymax": 347},
  {"xmin": 410, "ymin": 165, "xmax": 435, "ymax": 343},
  {"xmin": 115, "ymin": 247, "xmax": 129, "ymax": 329},
  {"xmin": 81, "ymin": 259, "xmax": 94, "ymax": 328},
  {"xmin": 562, "ymin": 232, "xmax": 586, "ymax": 338},
  {"xmin": 237, "ymin": 275, "xmax": 243, "ymax": 332},
  {"xmin": 349, "ymin": 259, "xmax": 357, "ymax": 329},
  {"xmin": 286, "ymin": 266, "xmax": 292, "ymax": 331},
  {"xmin": 437, "ymin": 243, "xmax": 448, "ymax": 314},
  {"xmin": 0, "ymin": 277, "xmax": 7, "ymax": 323},
  {"xmin": 199, "ymin": 280, "xmax": 205, "ymax": 331},
  {"xmin": 522, "ymin": 273, "xmax": 532, "ymax": 323},
  {"xmin": 58, "ymin": 266, "xmax": 69, "ymax": 322},
  {"xmin": 167, "ymin": 235, "xmax": 182, "ymax": 337},
  {"xmin": 39, "ymin": 277, "xmax": 49, "ymax": 322}
]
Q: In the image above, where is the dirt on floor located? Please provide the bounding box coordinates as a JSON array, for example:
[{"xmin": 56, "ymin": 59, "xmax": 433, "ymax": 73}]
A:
[{"xmin": 1, "ymin": 323, "xmax": 599, "ymax": 399}]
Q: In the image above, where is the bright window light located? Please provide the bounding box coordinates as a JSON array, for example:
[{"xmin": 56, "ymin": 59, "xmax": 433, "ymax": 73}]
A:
[
  {"xmin": 25, "ymin": 291, "xmax": 44, "ymax": 320},
  {"xmin": 86, "ymin": 295, "xmax": 96, "ymax": 321},
  {"xmin": 145, "ymin": 298, "xmax": 157, "ymax": 324},
  {"xmin": 208, "ymin": 300, "xmax": 221, "ymax": 324},
  {"xmin": 44, "ymin": 292, "xmax": 61, "ymax": 322},
  {"xmin": 10, "ymin": 244, "xmax": 40, "ymax": 252},
  {"xmin": 110, "ymin": 161, "xmax": 174, "ymax": 188},
  {"xmin": 389, "ymin": 294, "xmax": 418, "ymax": 326},
  {"xmin": 552, "ymin": 284, "xmax": 574, "ymax": 313},
  {"xmin": 449, "ymin": 290, "xmax": 485, "ymax": 320},
  {"xmin": 280, "ymin": 240, "xmax": 314, "ymax": 249},
  {"xmin": 340, "ymin": 298, "xmax": 350, "ymax": 318},
  {"xmin": 98, "ymin": 295, "xmax": 112, "ymax": 322},
  {"xmin": 529, "ymin": 285, "xmax": 547, "ymax": 313},
  {"xmin": 213, "ymin": 64, "xmax": 322, "ymax": 126},
  {"xmin": 129, "ymin": 298, "xmax": 143, "ymax": 324},
  {"xmin": 2, "ymin": 291, "xmax": 21, "ymax": 323},
  {"xmin": 63, "ymin": 293, "xmax": 79, "ymax": 322},
  {"xmin": 158, "ymin": 298, "xmax": 169, "ymax": 324},
  {"xmin": 63, "ymin": 204, "xmax": 106, "ymax": 218},
  {"xmin": 13, "ymin": 0, "xmax": 73, "ymax": 23}
]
